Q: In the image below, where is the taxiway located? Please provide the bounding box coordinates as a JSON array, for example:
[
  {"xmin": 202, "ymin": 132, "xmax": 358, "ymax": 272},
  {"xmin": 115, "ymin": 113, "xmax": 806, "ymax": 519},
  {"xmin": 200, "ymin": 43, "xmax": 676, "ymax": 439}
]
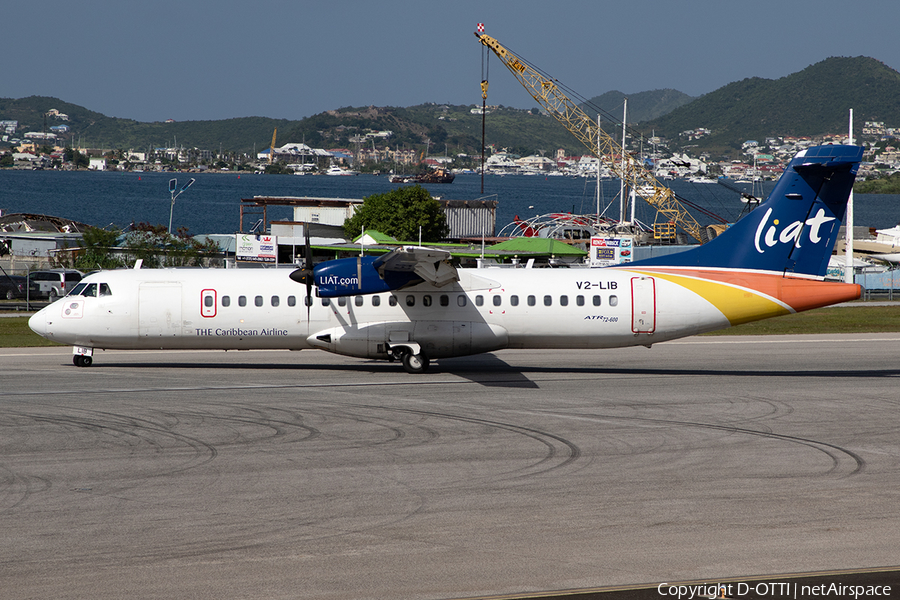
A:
[{"xmin": 1, "ymin": 334, "xmax": 899, "ymax": 599}]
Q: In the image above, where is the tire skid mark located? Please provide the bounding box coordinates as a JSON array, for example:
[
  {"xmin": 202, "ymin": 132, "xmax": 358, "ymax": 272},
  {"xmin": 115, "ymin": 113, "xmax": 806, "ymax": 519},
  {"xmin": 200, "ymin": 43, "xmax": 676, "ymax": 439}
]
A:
[
  {"xmin": 354, "ymin": 404, "xmax": 584, "ymax": 481},
  {"xmin": 569, "ymin": 412, "xmax": 865, "ymax": 478}
]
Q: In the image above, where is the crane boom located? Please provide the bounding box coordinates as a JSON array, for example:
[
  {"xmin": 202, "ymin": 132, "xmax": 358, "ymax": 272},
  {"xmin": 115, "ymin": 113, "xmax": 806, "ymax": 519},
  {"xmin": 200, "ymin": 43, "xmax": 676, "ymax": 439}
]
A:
[
  {"xmin": 270, "ymin": 128, "xmax": 277, "ymax": 164},
  {"xmin": 476, "ymin": 32, "xmax": 705, "ymax": 242}
]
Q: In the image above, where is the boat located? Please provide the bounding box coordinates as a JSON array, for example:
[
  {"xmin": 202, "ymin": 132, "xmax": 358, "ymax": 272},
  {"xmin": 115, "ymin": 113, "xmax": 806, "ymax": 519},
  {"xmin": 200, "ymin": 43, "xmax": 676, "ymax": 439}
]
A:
[
  {"xmin": 325, "ymin": 165, "xmax": 359, "ymax": 176},
  {"xmin": 389, "ymin": 168, "xmax": 455, "ymax": 184}
]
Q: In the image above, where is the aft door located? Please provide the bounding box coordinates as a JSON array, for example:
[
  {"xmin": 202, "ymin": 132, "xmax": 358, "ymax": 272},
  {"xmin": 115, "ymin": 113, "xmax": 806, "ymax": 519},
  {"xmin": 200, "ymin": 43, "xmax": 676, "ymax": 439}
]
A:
[
  {"xmin": 139, "ymin": 283, "xmax": 183, "ymax": 337},
  {"xmin": 631, "ymin": 276, "xmax": 656, "ymax": 334}
]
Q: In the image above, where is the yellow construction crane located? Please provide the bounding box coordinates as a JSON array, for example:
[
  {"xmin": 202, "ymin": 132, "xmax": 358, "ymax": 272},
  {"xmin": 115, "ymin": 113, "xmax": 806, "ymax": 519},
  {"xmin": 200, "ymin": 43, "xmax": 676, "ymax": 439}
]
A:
[
  {"xmin": 476, "ymin": 32, "xmax": 706, "ymax": 243},
  {"xmin": 269, "ymin": 128, "xmax": 277, "ymax": 164}
]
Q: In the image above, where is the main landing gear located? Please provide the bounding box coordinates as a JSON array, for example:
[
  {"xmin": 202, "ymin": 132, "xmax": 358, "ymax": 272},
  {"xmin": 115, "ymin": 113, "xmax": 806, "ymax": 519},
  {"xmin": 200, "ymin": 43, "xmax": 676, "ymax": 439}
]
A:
[
  {"xmin": 391, "ymin": 346, "xmax": 430, "ymax": 374},
  {"xmin": 401, "ymin": 351, "xmax": 430, "ymax": 374}
]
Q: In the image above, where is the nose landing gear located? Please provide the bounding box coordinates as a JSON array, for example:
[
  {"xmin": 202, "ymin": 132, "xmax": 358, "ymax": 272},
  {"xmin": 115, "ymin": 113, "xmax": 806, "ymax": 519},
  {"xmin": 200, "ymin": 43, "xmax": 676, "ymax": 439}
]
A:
[
  {"xmin": 73, "ymin": 354, "xmax": 93, "ymax": 367},
  {"xmin": 72, "ymin": 346, "xmax": 93, "ymax": 367}
]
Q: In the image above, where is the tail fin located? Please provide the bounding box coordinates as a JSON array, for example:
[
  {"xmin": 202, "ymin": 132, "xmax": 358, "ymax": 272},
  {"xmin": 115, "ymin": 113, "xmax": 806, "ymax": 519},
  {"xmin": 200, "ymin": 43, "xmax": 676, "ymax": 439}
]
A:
[{"xmin": 631, "ymin": 145, "xmax": 863, "ymax": 278}]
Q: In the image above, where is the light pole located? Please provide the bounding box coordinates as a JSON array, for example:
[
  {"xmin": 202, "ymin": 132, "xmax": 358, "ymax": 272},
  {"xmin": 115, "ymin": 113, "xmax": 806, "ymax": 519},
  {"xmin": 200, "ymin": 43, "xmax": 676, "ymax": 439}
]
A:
[{"xmin": 168, "ymin": 177, "xmax": 195, "ymax": 235}]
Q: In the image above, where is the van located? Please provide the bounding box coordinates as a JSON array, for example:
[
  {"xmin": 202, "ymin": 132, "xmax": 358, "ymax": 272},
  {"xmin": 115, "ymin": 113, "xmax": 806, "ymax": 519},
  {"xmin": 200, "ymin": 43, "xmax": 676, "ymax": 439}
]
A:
[
  {"xmin": 0, "ymin": 274, "xmax": 29, "ymax": 300},
  {"xmin": 28, "ymin": 269, "xmax": 84, "ymax": 300}
]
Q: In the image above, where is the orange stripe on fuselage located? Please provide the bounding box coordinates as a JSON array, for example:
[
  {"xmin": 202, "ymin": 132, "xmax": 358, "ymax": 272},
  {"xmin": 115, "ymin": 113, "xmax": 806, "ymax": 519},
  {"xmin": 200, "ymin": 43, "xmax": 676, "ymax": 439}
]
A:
[{"xmin": 623, "ymin": 268, "xmax": 862, "ymax": 326}]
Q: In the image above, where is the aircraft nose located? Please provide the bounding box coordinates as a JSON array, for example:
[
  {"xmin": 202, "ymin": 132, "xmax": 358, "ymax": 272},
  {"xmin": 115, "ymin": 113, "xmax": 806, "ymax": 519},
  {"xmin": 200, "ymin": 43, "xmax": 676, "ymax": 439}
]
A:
[{"xmin": 28, "ymin": 309, "xmax": 49, "ymax": 338}]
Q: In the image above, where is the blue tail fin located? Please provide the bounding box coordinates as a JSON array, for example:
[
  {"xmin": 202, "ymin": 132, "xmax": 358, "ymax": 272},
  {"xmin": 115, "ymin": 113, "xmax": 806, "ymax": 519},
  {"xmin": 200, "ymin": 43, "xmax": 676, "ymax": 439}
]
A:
[{"xmin": 631, "ymin": 144, "xmax": 863, "ymax": 277}]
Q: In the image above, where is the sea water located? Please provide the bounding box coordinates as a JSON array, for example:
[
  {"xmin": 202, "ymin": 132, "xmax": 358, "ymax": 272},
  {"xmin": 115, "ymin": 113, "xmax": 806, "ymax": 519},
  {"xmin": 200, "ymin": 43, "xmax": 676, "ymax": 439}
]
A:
[{"xmin": 1, "ymin": 169, "xmax": 898, "ymax": 235}]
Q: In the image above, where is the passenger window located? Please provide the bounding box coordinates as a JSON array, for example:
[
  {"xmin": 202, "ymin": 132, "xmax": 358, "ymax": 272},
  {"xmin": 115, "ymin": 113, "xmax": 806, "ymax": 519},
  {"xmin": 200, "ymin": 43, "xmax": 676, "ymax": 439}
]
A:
[
  {"xmin": 440, "ymin": 294, "xmax": 449, "ymax": 307},
  {"xmin": 204, "ymin": 295, "xmax": 214, "ymax": 307},
  {"xmin": 372, "ymin": 295, "xmax": 381, "ymax": 307},
  {"xmin": 238, "ymin": 295, "xmax": 247, "ymax": 307},
  {"xmin": 609, "ymin": 295, "xmax": 618, "ymax": 306},
  {"xmin": 457, "ymin": 295, "xmax": 467, "ymax": 307},
  {"xmin": 99, "ymin": 283, "xmax": 111, "ymax": 296},
  {"xmin": 510, "ymin": 295, "xmax": 519, "ymax": 307},
  {"xmin": 222, "ymin": 295, "xmax": 231, "ymax": 307},
  {"xmin": 271, "ymin": 296, "xmax": 280, "ymax": 307},
  {"xmin": 560, "ymin": 295, "xmax": 568, "ymax": 307},
  {"xmin": 543, "ymin": 295, "xmax": 552, "ymax": 306},
  {"xmin": 406, "ymin": 295, "xmax": 415, "ymax": 307},
  {"xmin": 305, "ymin": 296, "xmax": 313, "ymax": 307},
  {"xmin": 321, "ymin": 298, "xmax": 330, "ymax": 306},
  {"xmin": 82, "ymin": 283, "xmax": 97, "ymax": 297},
  {"xmin": 593, "ymin": 295, "xmax": 602, "ymax": 306},
  {"xmin": 527, "ymin": 295, "xmax": 536, "ymax": 307},
  {"xmin": 287, "ymin": 296, "xmax": 296, "ymax": 307},
  {"xmin": 355, "ymin": 295, "xmax": 363, "ymax": 307},
  {"xmin": 389, "ymin": 296, "xmax": 398, "ymax": 307},
  {"xmin": 338, "ymin": 297, "xmax": 347, "ymax": 307},
  {"xmin": 475, "ymin": 295, "xmax": 483, "ymax": 307},
  {"xmin": 576, "ymin": 295, "xmax": 584, "ymax": 306},
  {"xmin": 492, "ymin": 295, "xmax": 502, "ymax": 307},
  {"xmin": 423, "ymin": 295, "xmax": 432, "ymax": 307},
  {"xmin": 255, "ymin": 295, "xmax": 263, "ymax": 307}
]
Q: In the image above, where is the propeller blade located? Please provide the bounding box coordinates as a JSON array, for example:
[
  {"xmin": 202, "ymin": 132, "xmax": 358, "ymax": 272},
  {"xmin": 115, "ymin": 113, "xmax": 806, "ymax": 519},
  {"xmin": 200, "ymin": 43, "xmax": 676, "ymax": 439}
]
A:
[
  {"xmin": 305, "ymin": 226, "xmax": 313, "ymax": 319},
  {"xmin": 289, "ymin": 224, "xmax": 315, "ymax": 321}
]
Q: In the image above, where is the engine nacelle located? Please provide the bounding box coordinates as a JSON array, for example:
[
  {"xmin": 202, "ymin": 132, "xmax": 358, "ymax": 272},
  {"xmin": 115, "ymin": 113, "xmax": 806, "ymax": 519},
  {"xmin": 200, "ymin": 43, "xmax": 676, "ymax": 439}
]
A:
[{"xmin": 314, "ymin": 256, "xmax": 420, "ymax": 297}]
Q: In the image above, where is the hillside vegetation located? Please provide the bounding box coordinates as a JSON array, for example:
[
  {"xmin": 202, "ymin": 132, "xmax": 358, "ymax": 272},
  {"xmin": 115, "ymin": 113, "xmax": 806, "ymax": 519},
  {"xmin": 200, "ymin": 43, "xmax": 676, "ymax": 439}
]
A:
[
  {"xmin": 580, "ymin": 89, "xmax": 696, "ymax": 124},
  {"xmin": 4, "ymin": 56, "xmax": 900, "ymax": 159},
  {"xmin": 641, "ymin": 56, "xmax": 900, "ymax": 152}
]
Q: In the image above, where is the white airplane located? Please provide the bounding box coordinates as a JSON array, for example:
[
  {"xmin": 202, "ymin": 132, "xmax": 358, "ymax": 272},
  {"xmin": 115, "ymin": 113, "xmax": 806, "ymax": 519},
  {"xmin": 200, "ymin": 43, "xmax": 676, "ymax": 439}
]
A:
[{"xmin": 30, "ymin": 145, "xmax": 864, "ymax": 373}]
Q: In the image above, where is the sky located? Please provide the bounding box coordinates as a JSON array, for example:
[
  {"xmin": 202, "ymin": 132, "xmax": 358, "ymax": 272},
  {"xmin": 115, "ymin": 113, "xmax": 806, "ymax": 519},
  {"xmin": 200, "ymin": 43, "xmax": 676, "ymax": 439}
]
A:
[{"xmin": 6, "ymin": 0, "xmax": 900, "ymax": 123}]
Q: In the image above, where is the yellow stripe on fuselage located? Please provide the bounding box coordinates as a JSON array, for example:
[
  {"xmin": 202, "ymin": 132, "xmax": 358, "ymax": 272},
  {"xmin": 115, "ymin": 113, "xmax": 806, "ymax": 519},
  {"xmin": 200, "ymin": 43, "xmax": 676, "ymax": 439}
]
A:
[{"xmin": 631, "ymin": 270, "xmax": 792, "ymax": 326}]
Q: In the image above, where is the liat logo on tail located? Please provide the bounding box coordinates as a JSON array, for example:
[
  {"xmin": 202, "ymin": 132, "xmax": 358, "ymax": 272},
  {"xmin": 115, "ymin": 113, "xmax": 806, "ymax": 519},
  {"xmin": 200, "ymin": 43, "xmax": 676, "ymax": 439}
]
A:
[{"xmin": 753, "ymin": 207, "xmax": 835, "ymax": 254}]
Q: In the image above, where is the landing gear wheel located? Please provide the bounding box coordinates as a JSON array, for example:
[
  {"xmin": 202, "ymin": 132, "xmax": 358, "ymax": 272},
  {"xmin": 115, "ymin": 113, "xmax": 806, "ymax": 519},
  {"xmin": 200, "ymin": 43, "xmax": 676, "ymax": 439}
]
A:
[
  {"xmin": 401, "ymin": 352, "xmax": 429, "ymax": 374},
  {"xmin": 73, "ymin": 355, "xmax": 92, "ymax": 367}
]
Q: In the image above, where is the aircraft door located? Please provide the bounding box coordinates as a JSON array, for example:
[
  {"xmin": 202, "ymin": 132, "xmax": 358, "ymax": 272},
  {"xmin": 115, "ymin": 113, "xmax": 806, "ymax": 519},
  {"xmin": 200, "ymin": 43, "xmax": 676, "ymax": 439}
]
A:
[
  {"xmin": 201, "ymin": 289, "xmax": 217, "ymax": 318},
  {"xmin": 631, "ymin": 276, "xmax": 656, "ymax": 334},
  {"xmin": 139, "ymin": 283, "xmax": 183, "ymax": 337}
]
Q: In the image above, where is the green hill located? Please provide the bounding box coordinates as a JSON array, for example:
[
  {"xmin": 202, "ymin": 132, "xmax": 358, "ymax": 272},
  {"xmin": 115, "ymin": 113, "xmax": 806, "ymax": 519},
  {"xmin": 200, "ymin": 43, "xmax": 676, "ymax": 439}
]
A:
[
  {"xmin": 580, "ymin": 89, "xmax": 695, "ymax": 124},
  {"xmin": 0, "ymin": 96, "xmax": 295, "ymax": 154},
  {"xmin": 641, "ymin": 56, "xmax": 900, "ymax": 153},
  {"xmin": 5, "ymin": 56, "xmax": 900, "ymax": 160},
  {"xmin": 280, "ymin": 103, "xmax": 585, "ymax": 157}
]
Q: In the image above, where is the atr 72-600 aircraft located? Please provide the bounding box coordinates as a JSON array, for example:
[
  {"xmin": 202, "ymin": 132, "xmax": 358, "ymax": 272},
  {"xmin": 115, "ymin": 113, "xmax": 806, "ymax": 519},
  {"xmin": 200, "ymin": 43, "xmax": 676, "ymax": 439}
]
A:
[{"xmin": 30, "ymin": 145, "xmax": 863, "ymax": 373}]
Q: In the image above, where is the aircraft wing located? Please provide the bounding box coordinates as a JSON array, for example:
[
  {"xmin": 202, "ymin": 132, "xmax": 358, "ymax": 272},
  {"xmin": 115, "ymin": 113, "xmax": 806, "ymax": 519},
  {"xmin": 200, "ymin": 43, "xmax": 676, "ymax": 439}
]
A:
[{"xmin": 374, "ymin": 246, "xmax": 459, "ymax": 288}]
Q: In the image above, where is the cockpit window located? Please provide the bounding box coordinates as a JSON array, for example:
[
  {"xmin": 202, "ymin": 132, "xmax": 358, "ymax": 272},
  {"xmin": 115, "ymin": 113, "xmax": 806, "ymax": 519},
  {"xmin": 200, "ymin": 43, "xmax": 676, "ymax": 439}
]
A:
[
  {"xmin": 99, "ymin": 283, "xmax": 112, "ymax": 296},
  {"xmin": 82, "ymin": 283, "xmax": 98, "ymax": 297},
  {"xmin": 69, "ymin": 283, "xmax": 87, "ymax": 296}
]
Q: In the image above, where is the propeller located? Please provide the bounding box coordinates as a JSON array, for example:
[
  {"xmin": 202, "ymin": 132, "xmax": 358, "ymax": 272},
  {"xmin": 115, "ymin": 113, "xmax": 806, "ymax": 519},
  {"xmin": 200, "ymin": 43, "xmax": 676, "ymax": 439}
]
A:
[{"xmin": 289, "ymin": 224, "xmax": 315, "ymax": 320}]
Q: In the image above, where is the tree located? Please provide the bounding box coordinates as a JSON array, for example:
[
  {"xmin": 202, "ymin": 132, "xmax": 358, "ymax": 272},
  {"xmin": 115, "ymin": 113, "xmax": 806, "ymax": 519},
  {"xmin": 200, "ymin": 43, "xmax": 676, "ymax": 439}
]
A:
[
  {"xmin": 124, "ymin": 223, "xmax": 220, "ymax": 267},
  {"xmin": 74, "ymin": 226, "xmax": 125, "ymax": 270},
  {"xmin": 343, "ymin": 185, "xmax": 449, "ymax": 242}
]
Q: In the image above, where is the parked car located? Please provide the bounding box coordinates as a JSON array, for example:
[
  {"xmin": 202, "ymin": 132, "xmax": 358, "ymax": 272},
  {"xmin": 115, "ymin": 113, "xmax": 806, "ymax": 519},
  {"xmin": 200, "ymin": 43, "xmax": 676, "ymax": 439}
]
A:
[
  {"xmin": 27, "ymin": 269, "xmax": 84, "ymax": 300},
  {"xmin": 0, "ymin": 274, "xmax": 30, "ymax": 300}
]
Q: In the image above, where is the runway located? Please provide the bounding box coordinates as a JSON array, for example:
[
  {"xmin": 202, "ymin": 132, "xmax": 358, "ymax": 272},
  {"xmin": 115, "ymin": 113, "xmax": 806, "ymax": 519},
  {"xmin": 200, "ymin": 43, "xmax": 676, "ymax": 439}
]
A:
[{"xmin": 2, "ymin": 334, "xmax": 899, "ymax": 599}]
